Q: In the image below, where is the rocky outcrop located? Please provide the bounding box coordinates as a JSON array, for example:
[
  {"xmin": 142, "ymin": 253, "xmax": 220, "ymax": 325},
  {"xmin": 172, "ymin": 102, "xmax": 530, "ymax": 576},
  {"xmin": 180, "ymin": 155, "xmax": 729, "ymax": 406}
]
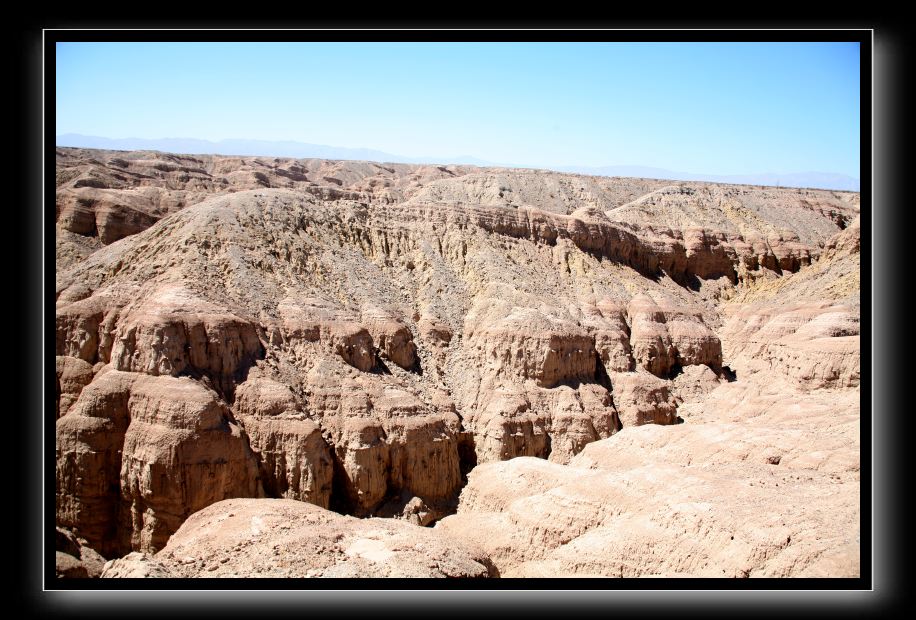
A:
[
  {"xmin": 56, "ymin": 356, "xmax": 96, "ymax": 417},
  {"xmin": 273, "ymin": 297, "xmax": 376, "ymax": 372},
  {"xmin": 56, "ymin": 369, "xmax": 136, "ymax": 557},
  {"xmin": 453, "ymin": 301, "xmax": 622, "ymax": 465},
  {"xmin": 110, "ymin": 284, "xmax": 264, "ymax": 396},
  {"xmin": 56, "ymin": 527, "xmax": 107, "ymax": 578},
  {"xmin": 100, "ymin": 552, "xmax": 174, "ymax": 578},
  {"xmin": 55, "ymin": 148, "xmax": 483, "ymax": 249},
  {"xmin": 361, "ymin": 305, "xmax": 417, "ymax": 370},
  {"xmin": 460, "ymin": 381, "xmax": 620, "ymax": 465},
  {"xmin": 582, "ymin": 300, "xmax": 633, "ymax": 373},
  {"xmin": 626, "ymin": 294, "xmax": 677, "ymax": 377},
  {"xmin": 56, "ymin": 149, "xmax": 860, "ymax": 578},
  {"xmin": 101, "ymin": 498, "xmax": 493, "ymax": 578},
  {"xmin": 722, "ymin": 302, "xmax": 860, "ymax": 390},
  {"xmin": 437, "ymin": 383, "xmax": 859, "ymax": 577},
  {"xmin": 671, "ymin": 363, "xmax": 723, "ymax": 405},
  {"xmin": 119, "ymin": 376, "xmax": 263, "ymax": 553},
  {"xmin": 607, "ymin": 371, "xmax": 679, "ymax": 427},
  {"xmin": 233, "ymin": 376, "xmax": 333, "ymax": 506},
  {"xmin": 626, "ymin": 294, "xmax": 722, "ymax": 378},
  {"xmin": 56, "ymin": 370, "xmax": 263, "ymax": 556},
  {"xmin": 305, "ymin": 361, "xmax": 462, "ymax": 517},
  {"xmin": 390, "ymin": 199, "xmax": 821, "ymax": 286},
  {"xmin": 466, "ymin": 307, "xmax": 597, "ymax": 389},
  {"xmin": 56, "ymin": 292, "xmax": 122, "ymax": 365}
]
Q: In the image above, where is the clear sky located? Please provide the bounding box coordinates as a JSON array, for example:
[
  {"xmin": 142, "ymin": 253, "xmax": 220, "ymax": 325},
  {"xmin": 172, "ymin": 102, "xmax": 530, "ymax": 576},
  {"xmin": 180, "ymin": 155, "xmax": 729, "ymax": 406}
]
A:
[{"xmin": 56, "ymin": 42, "xmax": 861, "ymax": 178}]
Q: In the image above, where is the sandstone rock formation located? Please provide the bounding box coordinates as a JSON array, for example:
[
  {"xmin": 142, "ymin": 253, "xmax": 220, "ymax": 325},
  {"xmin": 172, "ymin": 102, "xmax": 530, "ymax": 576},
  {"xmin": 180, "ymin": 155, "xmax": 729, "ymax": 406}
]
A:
[
  {"xmin": 56, "ymin": 370, "xmax": 263, "ymax": 556},
  {"xmin": 102, "ymin": 498, "xmax": 493, "ymax": 578},
  {"xmin": 56, "ymin": 527, "xmax": 107, "ymax": 578},
  {"xmin": 55, "ymin": 148, "xmax": 860, "ymax": 578},
  {"xmin": 56, "ymin": 355, "xmax": 96, "ymax": 417},
  {"xmin": 436, "ymin": 213, "xmax": 861, "ymax": 577}
]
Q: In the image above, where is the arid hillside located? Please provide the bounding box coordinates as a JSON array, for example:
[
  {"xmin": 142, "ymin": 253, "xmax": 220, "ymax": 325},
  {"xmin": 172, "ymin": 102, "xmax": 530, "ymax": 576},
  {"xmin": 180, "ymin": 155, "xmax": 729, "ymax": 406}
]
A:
[{"xmin": 54, "ymin": 147, "xmax": 860, "ymax": 578}]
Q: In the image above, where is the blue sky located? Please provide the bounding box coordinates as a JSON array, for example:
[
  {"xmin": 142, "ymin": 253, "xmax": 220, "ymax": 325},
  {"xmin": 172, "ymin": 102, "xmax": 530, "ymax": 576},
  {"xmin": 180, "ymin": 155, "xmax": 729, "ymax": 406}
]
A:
[{"xmin": 56, "ymin": 42, "xmax": 860, "ymax": 178}]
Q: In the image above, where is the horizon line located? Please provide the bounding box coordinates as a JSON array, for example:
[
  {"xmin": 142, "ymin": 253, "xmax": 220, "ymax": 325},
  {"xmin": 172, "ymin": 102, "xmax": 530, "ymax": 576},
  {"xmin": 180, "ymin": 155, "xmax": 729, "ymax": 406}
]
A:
[{"xmin": 54, "ymin": 133, "xmax": 861, "ymax": 192}]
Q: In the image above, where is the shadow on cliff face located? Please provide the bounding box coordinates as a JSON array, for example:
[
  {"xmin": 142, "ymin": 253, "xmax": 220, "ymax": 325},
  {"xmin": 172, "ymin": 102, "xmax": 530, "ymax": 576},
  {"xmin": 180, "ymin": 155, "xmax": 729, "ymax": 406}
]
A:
[
  {"xmin": 321, "ymin": 423, "xmax": 480, "ymax": 528},
  {"xmin": 457, "ymin": 431, "xmax": 477, "ymax": 484},
  {"xmin": 371, "ymin": 357, "xmax": 392, "ymax": 375},
  {"xmin": 328, "ymin": 454, "xmax": 358, "ymax": 516},
  {"xmin": 175, "ymin": 343, "xmax": 264, "ymax": 405},
  {"xmin": 668, "ymin": 363, "xmax": 684, "ymax": 380},
  {"xmin": 593, "ymin": 352, "xmax": 615, "ymax": 392}
]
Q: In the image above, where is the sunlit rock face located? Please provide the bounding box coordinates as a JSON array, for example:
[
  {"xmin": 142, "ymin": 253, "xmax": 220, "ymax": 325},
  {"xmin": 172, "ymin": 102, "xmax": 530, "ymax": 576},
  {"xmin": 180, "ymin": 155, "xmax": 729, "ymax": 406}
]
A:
[{"xmin": 57, "ymin": 149, "xmax": 860, "ymax": 578}]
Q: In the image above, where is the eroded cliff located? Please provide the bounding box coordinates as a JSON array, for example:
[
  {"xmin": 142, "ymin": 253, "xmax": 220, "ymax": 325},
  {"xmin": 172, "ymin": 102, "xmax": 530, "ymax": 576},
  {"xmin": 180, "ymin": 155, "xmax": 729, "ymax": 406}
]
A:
[{"xmin": 55, "ymin": 148, "xmax": 860, "ymax": 577}]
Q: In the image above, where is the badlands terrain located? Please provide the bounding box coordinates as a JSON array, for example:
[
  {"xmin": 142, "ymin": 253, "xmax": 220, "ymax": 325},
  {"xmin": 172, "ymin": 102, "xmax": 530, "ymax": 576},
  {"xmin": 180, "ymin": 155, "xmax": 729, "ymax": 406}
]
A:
[{"xmin": 54, "ymin": 147, "xmax": 861, "ymax": 579}]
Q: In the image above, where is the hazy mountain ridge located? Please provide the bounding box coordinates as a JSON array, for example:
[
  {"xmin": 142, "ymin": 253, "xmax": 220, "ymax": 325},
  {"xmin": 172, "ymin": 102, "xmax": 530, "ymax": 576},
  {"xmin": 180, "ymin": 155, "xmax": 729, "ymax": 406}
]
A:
[{"xmin": 56, "ymin": 134, "xmax": 859, "ymax": 191}]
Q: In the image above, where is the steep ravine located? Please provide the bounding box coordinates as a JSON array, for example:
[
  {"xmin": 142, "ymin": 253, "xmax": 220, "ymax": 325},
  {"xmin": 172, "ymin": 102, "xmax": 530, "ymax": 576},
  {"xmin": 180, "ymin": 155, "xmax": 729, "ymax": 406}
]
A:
[{"xmin": 53, "ymin": 149, "xmax": 860, "ymax": 578}]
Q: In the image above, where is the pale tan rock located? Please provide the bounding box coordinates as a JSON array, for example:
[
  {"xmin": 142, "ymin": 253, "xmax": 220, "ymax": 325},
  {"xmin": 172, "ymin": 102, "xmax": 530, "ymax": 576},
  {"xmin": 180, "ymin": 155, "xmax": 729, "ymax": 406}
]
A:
[
  {"xmin": 110, "ymin": 284, "xmax": 264, "ymax": 395},
  {"xmin": 584, "ymin": 299, "xmax": 632, "ymax": 373},
  {"xmin": 821, "ymin": 216, "xmax": 860, "ymax": 260},
  {"xmin": 466, "ymin": 306, "xmax": 596, "ymax": 389},
  {"xmin": 459, "ymin": 380, "xmax": 621, "ymax": 466},
  {"xmin": 233, "ymin": 374, "xmax": 300, "ymax": 418},
  {"xmin": 463, "ymin": 384, "xmax": 551, "ymax": 463},
  {"xmin": 626, "ymin": 294, "xmax": 676, "ymax": 377},
  {"xmin": 417, "ymin": 314, "xmax": 453, "ymax": 346},
  {"xmin": 607, "ymin": 371, "xmax": 678, "ymax": 427},
  {"xmin": 237, "ymin": 417, "xmax": 331, "ymax": 506},
  {"xmin": 56, "ymin": 148, "xmax": 859, "ymax": 578},
  {"xmin": 56, "ymin": 293, "xmax": 115, "ymax": 364},
  {"xmin": 437, "ymin": 220, "xmax": 860, "ymax": 578},
  {"xmin": 234, "ymin": 376, "xmax": 333, "ymax": 507},
  {"xmin": 671, "ymin": 364, "xmax": 723, "ymax": 406},
  {"xmin": 56, "ymin": 370, "xmax": 137, "ymax": 557},
  {"xmin": 119, "ymin": 375, "xmax": 264, "ymax": 553},
  {"xmin": 361, "ymin": 305, "xmax": 417, "ymax": 370},
  {"xmin": 101, "ymin": 552, "xmax": 174, "ymax": 578},
  {"xmin": 273, "ymin": 296, "xmax": 377, "ymax": 371},
  {"xmin": 438, "ymin": 402, "xmax": 859, "ymax": 578},
  {"xmin": 626, "ymin": 293, "xmax": 721, "ymax": 377},
  {"xmin": 721, "ymin": 301, "xmax": 859, "ymax": 390},
  {"xmin": 106, "ymin": 498, "xmax": 493, "ymax": 578},
  {"xmin": 305, "ymin": 361, "xmax": 462, "ymax": 516}
]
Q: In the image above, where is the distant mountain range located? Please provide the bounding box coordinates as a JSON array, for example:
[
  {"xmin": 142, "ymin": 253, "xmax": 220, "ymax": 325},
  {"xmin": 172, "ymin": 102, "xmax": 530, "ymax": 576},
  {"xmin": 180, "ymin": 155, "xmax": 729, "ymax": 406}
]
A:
[
  {"xmin": 553, "ymin": 165, "xmax": 860, "ymax": 192},
  {"xmin": 56, "ymin": 134, "xmax": 860, "ymax": 192}
]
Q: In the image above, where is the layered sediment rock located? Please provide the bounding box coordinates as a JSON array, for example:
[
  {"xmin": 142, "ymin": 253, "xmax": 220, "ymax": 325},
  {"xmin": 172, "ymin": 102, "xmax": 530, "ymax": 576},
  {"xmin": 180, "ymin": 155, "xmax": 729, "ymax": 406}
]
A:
[
  {"xmin": 304, "ymin": 361, "xmax": 462, "ymax": 517},
  {"xmin": 437, "ymin": 373, "xmax": 860, "ymax": 577},
  {"xmin": 722, "ymin": 219, "xmax": 861, "ymax": 391},
  {"xmin": 467, "ymin": 308, "xmax": 597, "ymax": 389},
  {"xmin": 626, "ymin": 293, "xmax": 722, "ymax": 378},
  {"xmin": 109, "ymin": 284, "xmax": 264, "ymax": 396},
  {"xmin": 56, "ymin": 149, "xmax": 859, "ymax": 578},
  {"xmin": 56, "ymin": 371, "xmax": 263, "ymax": 556},
  {"xmin": 103, "ymin": 498, "xmax": 493, "ymax": 578},
  {"xmin": 361, "ymin": 305, "xmax": 417, "ymax": 370},
  {"xmin": 119, "ymin": 376, "xmax": 263, "ymax": 552},
  {"xmin": 722, "ymin": 302, "xmax": 859, "ymax": 390},
  {"xmin": 606, "ymin": 371, "xmax": 679, "ymax": 427},
  {"xmin": 56, "ymin": 355, "xmax": 96, "ymax": 417},
  {"xmin": 233, "ymin": 376, "xmax": 333, "ymax": 506},
  {"xmin": 56, "ymin": 369, "xmax": 136, "ymax": 557}
]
